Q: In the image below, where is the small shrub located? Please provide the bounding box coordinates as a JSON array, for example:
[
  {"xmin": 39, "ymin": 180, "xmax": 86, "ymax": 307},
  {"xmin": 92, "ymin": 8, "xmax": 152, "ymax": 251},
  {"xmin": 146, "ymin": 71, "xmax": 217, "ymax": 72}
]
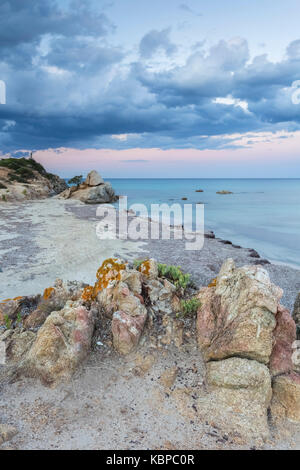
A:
[
  {"xmin": 178, "ymin": 298, "xmax": 201, "ymax": 317},
  {"xmin": 68, "ymin": 175, "xmax": 83, "ymax": 186},
  {"xmin": 16, "ymin": 312, "xmax": 22, "ymax": 326},
  {"xmin": 2, "ymin": 194, "xmax": 6, "ymax": 201},
  {"xmin": 22, "ymin": 189, "xmax": 27, "ymax": 196},
  {"xmin": 4, "ymin": 314, "xmax": 12, "ymax": 329},
  {"xmin": 158, "ymin": 263, "xmax": 191, "ymax": 289}
]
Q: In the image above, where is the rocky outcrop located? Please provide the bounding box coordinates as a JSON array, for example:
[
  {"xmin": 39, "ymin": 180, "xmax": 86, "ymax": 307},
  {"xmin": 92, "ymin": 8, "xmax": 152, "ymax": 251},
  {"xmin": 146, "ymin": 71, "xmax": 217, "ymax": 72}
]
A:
[
  {"xmin": 203, "ymin": 358, "xmax": 272, "ymax": 442},
  {"xmin": 0, "ymin": 157, "xmax": 67, "ymax": 202},
  {"xmin": 269, "ymin": 305, "xmax": 296, "ymax": 376},
  {"xmin": 23, "ymin": 302, "xmax": 94, "ymax": 387},
  {"xmin": 271, "ymin": 372, "xmax": 300, "ymax": 422},
  {"xmin": 0, "ymin": 328, "xmax": 36, "ymax": 364},
  {"xmin": 1, "ymin": 255, "xmax": 299, "ymax": 447},
  {"xmin": 196, "ymin": 259, "xmax": 281, "ymax": 364},
  {"xmin": 0, "ymin": 279, "xmax": 85, "ymax": 328},
  {"xmin": 59, "ymin": 170, "xmax": 118, "ymax": 204},
  {"xmin": 0, "ymin": 295, "xmax": 40, "ymax": 326},
  {"xmin": 196, "ymin": 258, "xmax": 300, "ymax": 439},
  {"xmin": 112, "ymin": 310, "xmax": 147, "ymax": 355}
]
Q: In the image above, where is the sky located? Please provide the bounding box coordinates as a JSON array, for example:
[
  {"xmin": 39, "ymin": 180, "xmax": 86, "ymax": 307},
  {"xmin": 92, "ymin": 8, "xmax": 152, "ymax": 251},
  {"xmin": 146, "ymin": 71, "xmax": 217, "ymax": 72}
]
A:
[{"xmin": 0, "ymin": 0, "xmax": 300, "ymax": 177}]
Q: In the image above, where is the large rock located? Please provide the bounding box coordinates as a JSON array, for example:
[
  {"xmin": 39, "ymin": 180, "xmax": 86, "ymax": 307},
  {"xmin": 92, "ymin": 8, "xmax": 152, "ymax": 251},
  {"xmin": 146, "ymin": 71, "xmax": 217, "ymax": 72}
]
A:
[
  {"xmin": 59, "ymin": 170, "xmax": 117, "ymax": 204},
  {"xmin": 138, "ymin": 259, "xmax": 159, "ymax": 280},
  {"xmin": 85, "ymin": 170, "xmax": 104, "ymax": 186},
  {"xmin": 23, "ymin": 301, "xmax": 94, "ymax": 387},
  {"xmin": 269, "ymin": 305, "xmax": 297, "ymax": 377},
  {"xmin": 202, "ymin": 358, "xmax": 272, "ymax": 443},
  {"xmin": 112, "ymin": 310, "xmax": 147, "ymax": 355},
  {"xmin": 23, "ymin": 279, "xmax": 85, "ymax": 328},
  {"xmin": 196, "ymin": 259, "xmax": 281, "ymax": 364},
  {"xmin": 0, "ymin": 328, "xmax": 36, "ymax": 364},
  {"xmin": 144, "ymin": 278, "xmax": 177, "ymax": 315},
  {"xmin": 0, "ymin": 295, "xmax": 40, "ymax": 326},
  {"xmin": 293, "ymin": 293, "xmax": 300, "ymax": 339},
  {"xmin": 101, "ymin": 282, "xmax": 147, "ymax": 355},
  {"xmin": 271, "ymin": 372, "xmax": 300, "ymax": 423}
]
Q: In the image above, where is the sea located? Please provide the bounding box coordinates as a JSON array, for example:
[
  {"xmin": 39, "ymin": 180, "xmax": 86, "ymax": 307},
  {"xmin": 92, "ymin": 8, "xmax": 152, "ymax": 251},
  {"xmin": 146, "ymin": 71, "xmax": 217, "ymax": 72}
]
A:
[{"xmin": 66, "ymin": 178, "xmax": 300, "ymax": 269}]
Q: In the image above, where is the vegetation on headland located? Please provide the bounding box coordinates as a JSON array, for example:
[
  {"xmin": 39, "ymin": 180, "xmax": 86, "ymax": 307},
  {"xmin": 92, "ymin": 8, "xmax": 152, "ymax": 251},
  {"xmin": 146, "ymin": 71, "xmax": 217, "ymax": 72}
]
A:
[{"xmin": 0, "ymin": 157, "xmax": 58, "ymax": 184}]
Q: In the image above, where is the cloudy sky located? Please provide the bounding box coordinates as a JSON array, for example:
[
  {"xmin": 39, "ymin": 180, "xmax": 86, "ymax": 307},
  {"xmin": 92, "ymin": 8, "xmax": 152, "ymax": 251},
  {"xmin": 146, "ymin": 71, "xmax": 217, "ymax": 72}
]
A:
[{"xmin": 0, "ymin": 0, "xmax": 300, "ymax": 177}]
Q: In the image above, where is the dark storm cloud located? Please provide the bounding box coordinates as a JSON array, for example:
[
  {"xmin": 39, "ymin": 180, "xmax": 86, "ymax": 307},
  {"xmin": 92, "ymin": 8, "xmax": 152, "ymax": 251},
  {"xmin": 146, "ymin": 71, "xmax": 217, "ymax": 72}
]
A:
[
  {"xmin": 0, "ymin": 0, "xmax": 113, "ymax": 47},
  {"xmin": 0, "ymin": 0, "xmax": 300, "ymax": 154}
]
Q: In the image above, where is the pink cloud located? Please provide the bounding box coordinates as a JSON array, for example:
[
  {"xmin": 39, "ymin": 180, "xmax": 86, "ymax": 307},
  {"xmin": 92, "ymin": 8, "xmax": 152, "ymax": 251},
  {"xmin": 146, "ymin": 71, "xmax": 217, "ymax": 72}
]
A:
[{"xmin": 32, "ymin": 131, "xmax": 300, "ymax": 178}]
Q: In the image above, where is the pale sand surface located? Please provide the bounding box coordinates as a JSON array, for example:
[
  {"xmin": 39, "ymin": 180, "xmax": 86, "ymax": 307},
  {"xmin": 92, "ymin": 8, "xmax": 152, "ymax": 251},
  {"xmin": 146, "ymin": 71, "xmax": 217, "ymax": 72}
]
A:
[
  {"xmin": 0, "ymin": 198, "xmax": 145, "ymax": 299},
  {"xmin": 0, "ymin": 198, "xmax": 299, "ymax": 450}
]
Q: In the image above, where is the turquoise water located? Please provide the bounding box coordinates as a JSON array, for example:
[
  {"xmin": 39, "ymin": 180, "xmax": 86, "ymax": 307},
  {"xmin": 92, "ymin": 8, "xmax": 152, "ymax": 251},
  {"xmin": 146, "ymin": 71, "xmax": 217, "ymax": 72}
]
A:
[{"xmin": 105, "ymin": 178, "xmax": 300, "ymax": 269}]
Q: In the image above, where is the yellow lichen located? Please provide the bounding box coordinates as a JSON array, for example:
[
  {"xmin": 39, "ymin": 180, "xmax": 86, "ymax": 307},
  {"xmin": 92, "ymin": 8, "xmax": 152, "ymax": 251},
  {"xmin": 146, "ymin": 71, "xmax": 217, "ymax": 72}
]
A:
[
  {"xmin": 138, "ymin": 259, "xmax": 151, "ymax": 277},
  {"xmin": 208, "ymin": 278, "xmax": 217, "ymax": 288},
  {"xmin": 81, "ymin": 285, "xmax": 94, "ymax": 302},
  {"xmin": 81, "ymin": 258, "xmax": 127, "ymax": 302},
  {"xmin": 43, "ymin": 287, "xmax": 55, "ymax": 300},
  {"xmin": 93, "ymin": 258, "xmax": 126, "ymax": 297}
]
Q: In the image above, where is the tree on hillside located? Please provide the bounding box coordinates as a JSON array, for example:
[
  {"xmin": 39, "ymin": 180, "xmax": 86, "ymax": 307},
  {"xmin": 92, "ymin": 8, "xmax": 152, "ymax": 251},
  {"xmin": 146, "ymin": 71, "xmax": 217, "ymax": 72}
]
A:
[{"xmin": 68, "ymin": 175, "xmax": 83, "ymax": 186}]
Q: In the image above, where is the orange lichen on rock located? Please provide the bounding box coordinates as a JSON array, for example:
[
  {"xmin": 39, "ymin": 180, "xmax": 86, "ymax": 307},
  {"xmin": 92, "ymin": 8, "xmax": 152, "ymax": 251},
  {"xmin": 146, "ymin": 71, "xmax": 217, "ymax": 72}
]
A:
[
  {"xmin": 43, "ymin": 287, "xmax": 55, "ymax": 300},
  {"xmin": 13, "ymin": 296, "xmax": 24, "ymax": 301},
  {"xmin": 208, "ymin": 278, "xmax": 217, "ymax": 288},
  {"xmin": 81, "ymin": 285, "xmax": 94, "ymax": 302},
  {"xmin": 81, "ymin": 259, "xmax": 127, "ymax": 302},
  {"xmin": 93, "ymin": 258, "xmax": 126, "ymax": 297},
  {"xmin": 138, "ymin": 259, "xmax": 151, "ymax": 276},
  {"xmin": 0, "ymin": 299, "xmax": 12, "ymax": 303}
]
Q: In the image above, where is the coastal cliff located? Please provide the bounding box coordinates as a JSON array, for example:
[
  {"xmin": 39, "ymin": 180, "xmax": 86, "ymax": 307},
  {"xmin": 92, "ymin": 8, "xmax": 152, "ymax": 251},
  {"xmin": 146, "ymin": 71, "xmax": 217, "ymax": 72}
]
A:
[{"xmin": 0, "ymin": 157, "xmax": 67, "ymax": 202}]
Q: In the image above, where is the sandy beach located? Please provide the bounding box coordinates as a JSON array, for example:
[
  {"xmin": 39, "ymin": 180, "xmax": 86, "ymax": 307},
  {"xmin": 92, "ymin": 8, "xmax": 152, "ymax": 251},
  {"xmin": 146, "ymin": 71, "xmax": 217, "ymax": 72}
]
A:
[{"xmin": 0, "ymin": 197, "xmax": 299, "ymax": 310}]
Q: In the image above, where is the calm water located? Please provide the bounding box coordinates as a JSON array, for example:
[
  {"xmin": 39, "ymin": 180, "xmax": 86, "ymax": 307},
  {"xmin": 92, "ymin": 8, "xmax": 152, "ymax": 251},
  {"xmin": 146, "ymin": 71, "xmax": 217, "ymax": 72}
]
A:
[{"xmin": 105, "ymin": 178, "xmax": 300, "ymax": 269}]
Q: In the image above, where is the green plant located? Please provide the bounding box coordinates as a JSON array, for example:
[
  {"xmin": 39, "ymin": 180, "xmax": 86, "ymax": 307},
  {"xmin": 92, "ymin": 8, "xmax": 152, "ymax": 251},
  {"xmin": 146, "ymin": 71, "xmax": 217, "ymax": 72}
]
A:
[
  {"xmin": 158, "ymin": 263, "xmax": 191, "ymax": 289},
  {"xmin": 16, "ymin": 312, "xmax": 22, "ymax": 325},
  {"xmin": 2, "ymin": 194, "xmax": 6, "ymax": 201},
  {"xmin": 22, "ymin": 189, "xmax": 27, "ymax": 196},
  {"xmin": 4, "ymin": 315, "xmax": 12, "ymax": 329},
  {"xmin": 0, "ymin": 157, "xmax": 55, "ymax": 183},
  {"xmin": 68, "ymin": 175, "xmax": 83, "ymax": 186},
  {"xmin": 178, "ymin": 298, "xmax": 201, "ymax": 317}
]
